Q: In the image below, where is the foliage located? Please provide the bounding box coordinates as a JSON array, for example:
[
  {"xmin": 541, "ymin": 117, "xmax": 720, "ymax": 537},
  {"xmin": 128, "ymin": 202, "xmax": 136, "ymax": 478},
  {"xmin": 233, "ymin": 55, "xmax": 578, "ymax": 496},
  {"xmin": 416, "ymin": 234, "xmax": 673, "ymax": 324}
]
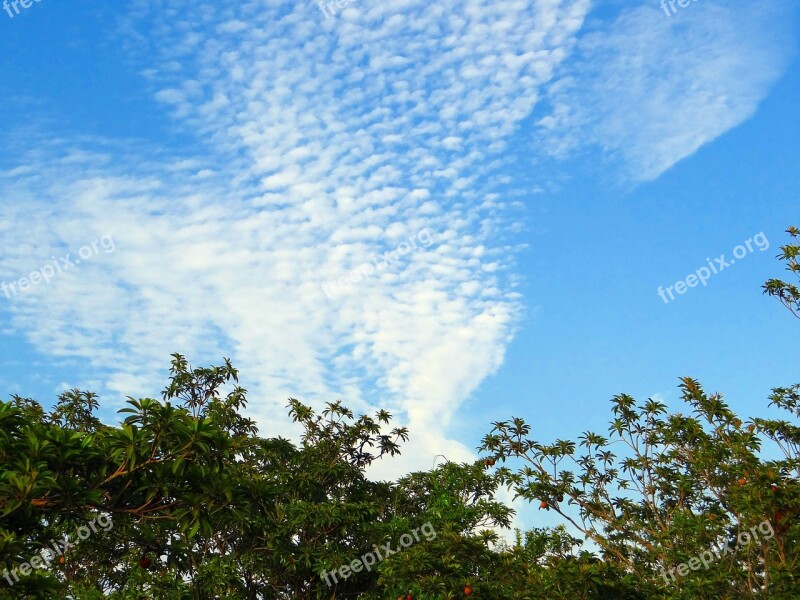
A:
[{"xmin": 763, "ymin": 226, "xmax": 800, "ymax": 319}]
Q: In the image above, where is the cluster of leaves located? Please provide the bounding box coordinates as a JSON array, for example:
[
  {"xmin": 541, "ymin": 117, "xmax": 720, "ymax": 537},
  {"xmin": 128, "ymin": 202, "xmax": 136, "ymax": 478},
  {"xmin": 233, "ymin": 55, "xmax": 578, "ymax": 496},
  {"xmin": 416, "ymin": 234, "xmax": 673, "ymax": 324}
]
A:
[
  {"xmin": 480, "ymin": 380, "xmax": 800, "ymax": 598},
  {"xmin": 0, "ymin": 356, "xmax": 509, "ymax": 599},
  {"xmin": 0, "ymin": 227, "xmax": 798, "ymax": 599},
  {"xmin": 763, "ymin": 226, "xmax": 800, "ymax": 319}
]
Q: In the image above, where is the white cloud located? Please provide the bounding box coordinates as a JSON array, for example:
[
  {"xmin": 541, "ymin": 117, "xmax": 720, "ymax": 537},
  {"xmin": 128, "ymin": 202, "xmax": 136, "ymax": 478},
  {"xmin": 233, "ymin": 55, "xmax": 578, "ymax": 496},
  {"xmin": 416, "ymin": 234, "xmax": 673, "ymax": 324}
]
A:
[
  {"xmin": 0, "ymin": 0, "xmax": 594, "ymax": 479},
  {"xmin": 537, "ymin": 1, "xmax": 797, "ymax": 181}
]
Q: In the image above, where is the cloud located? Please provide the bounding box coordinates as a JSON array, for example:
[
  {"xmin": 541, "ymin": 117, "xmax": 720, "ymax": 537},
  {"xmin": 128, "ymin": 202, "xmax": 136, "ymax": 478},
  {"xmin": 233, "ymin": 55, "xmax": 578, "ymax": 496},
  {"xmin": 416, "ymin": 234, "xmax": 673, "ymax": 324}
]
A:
[
  {"xmin": 536, "ymin": 1, "xmax": 797, "ymax": 181},
  {"xmin": 5, "ymin": 0, "xmax": 791, "ymax": 482},
  {"xmin": 0, "ymin": 0, "xmax": 594, "ymax": 478}
]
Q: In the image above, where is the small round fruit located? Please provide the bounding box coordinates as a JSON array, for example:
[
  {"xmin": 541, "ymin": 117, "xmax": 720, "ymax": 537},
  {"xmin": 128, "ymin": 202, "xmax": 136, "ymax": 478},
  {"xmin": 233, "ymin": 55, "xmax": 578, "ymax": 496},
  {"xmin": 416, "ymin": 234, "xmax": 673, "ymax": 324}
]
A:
[
  {"xmin": 465, "ymin": 585, "xmax": 473, "ymax": 595},
  {"xmin": 138, "ymin": 556, "xmax": 151, "ymax": 569},
  {"xmin": 539, "ymin": 501, "xmax": 548, "ymax": 510},
  {"xmin": 738, "ymin": 478, "xmax": 747, "ymax": 486},
  {"xmin": 59, "ymin": 556, "xmax": 65, "ymax": 565}
]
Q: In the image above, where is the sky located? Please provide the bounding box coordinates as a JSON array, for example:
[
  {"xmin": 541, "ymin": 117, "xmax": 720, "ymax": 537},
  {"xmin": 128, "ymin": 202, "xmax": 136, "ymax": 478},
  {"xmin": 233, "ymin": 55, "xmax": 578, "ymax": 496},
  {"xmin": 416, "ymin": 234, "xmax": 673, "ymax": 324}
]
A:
[{"xmin": 0, "ymin": 0, "xmax": 798, "ymax": 530}]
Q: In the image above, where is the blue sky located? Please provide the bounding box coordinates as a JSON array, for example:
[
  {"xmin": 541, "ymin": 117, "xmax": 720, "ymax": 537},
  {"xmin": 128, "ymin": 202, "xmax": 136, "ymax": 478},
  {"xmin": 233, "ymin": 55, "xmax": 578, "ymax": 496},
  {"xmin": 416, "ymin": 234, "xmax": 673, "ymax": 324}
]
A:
[{"xmin": 0, "ymin": 1, "xmax": 798, "ymax": 530}]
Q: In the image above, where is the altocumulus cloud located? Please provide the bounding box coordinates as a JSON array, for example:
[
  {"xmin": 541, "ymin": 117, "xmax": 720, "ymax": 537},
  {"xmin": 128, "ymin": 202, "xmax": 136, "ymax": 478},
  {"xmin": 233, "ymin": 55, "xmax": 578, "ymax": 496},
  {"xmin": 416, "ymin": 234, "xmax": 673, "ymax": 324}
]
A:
[
  {"xmin": 0, "ymin": 0, "xmax": 795, "ymax": 479},
  {"xmin": 0, "ymin": 0, "xmax": 593, "ymax": 477}
]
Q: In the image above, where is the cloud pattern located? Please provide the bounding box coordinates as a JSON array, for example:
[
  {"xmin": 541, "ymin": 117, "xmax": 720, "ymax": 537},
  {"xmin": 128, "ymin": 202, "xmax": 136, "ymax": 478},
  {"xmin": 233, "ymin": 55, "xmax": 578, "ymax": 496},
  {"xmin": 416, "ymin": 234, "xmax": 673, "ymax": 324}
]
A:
[{"xmin": 0, "ymin": 0, "xmax": 794, "ymax": 477}]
